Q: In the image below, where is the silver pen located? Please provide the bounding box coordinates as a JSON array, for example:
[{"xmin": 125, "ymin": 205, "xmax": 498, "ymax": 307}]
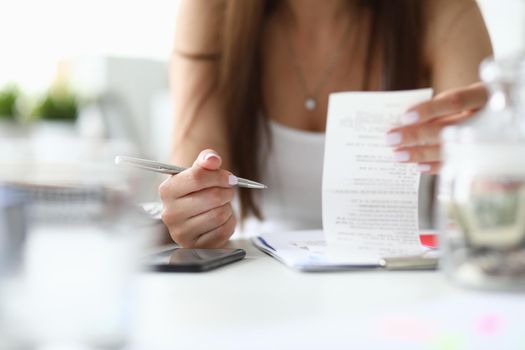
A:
[{"xmin": 115, "ymin": 156, "xmax": 267, "ymax": 189}]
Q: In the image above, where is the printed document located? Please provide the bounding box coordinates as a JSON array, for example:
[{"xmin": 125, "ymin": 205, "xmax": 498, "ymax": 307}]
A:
[{"xmin": 322, "ymin": 89, "xmax": 433, "ymax": 263}]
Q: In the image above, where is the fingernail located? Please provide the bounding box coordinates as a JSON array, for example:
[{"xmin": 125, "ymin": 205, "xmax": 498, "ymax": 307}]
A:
[
  {"xmin": 393, "ymin": 151, "xmax": 410, "ymax": 162},
  {"xmin": 418, "ymin": 164, "xmax": 432, "ymax": 172},
  {"xmin": 228, "ymin": 174, "xmax": 238, "ymax": 186},
  {"xmin": 385, "ymin": 132, "xmax": 402, "ymax": 146},
  {"xmin": 401, "ymin": 111, "xmax": 419, "ymax": 125},
  {"xmin": 204, "ymin": 152, "xmax": 220, "ymax": 161}
]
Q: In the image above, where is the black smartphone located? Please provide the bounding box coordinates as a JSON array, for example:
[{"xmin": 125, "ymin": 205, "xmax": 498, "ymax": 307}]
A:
[{"xmin": 145, "ymin": 248, "xmax": 246, "ymax": 272}]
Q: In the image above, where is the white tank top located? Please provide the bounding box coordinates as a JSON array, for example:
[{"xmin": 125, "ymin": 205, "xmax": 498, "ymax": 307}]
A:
[{"xmin": 238, "ymin": 120, "xmax": 325, "ymax": 237}]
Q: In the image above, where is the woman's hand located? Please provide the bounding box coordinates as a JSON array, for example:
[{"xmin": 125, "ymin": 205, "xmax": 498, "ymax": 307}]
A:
[
  {"xmin": 385, "ymin": 82, "xmax": 489, "ymax": 174},
  {"xmin": 159, "ymin": 149, "xmax": 238, "ymax": 248}
]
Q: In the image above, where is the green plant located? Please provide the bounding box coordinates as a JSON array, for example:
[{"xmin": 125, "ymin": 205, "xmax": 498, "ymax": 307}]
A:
[
  {"xmin": 33, "ymin": 88, "xmax": 78, "ymax": 121},
  {"xmin": 0, "ymin": 85, "xmax": 19, "ymax": 120}
]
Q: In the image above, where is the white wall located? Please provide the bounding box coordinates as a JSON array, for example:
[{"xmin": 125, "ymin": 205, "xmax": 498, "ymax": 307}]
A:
[
  {"xmin": 478, "ymin": 0, "xmax": 525, "ymax": 57},
  {"xmin": 0, "ymin": 0, "xmax": 179, "ymax": 92},
  {"xmin": 0, "ymin": 0, "xmax": 523, "ymax": 91}
]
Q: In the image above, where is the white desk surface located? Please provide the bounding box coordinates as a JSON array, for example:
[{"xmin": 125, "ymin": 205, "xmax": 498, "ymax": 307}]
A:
[{"xmin": 132, "ymin": 239, "xmax": 525, "ymax": 350}]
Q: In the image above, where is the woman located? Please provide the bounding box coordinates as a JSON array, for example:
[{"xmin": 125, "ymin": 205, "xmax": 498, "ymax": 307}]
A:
[{"xmin": 159, "ymin": 0, "xmax": 492, "ymax": 248}]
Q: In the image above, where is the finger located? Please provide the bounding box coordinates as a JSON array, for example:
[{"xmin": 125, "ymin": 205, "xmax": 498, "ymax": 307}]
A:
[
  {"xmin": 169, "ymin": 187, "xmax": 235, "ymax": 219},
  {"xmin": 194, "ymin": 149, "xmax": 222, "ymax": 171},
  {"xmin": 417, "ymin": 162, "xmax": 441, "ymax": 175},
  {"xmin": 386, "ymin": 123, "xmax": 443, "ymax": 148},
  {"xmin": 164, "ymin": 203, "xmax": 233, "ymax": 247},
  {"xmin": 159, "ymin": 166, "xmax": 237, "ymax": 200},
  {"xmin": 159, "ymin": 148, "xmax": 233, "ymax": 201},
  {"xmin": 431, "ymin": 109, "xmax": 475, "ymax": 126},
  {"xmin": 387, "ymin": 109, "xmax": 476, "ymax": 148},
  {"xmin": 393, "ymin": 145, "xmax": 441, "ymax": 164},
  {"xmin": 193, "ymin": 214, "xmax": 237, "ymax": 248},
  {"xmin": 400, "ymin": 82, "xmax": 487, "ymax": 126},
  {"xmin": 178, "ymin": 203, "xmax": 233, "ymax": 242}
]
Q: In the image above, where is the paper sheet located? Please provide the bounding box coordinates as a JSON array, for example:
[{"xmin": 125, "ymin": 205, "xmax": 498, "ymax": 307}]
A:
[
  {"xmin": 323, "ymin": 89, "xmax": 433, "ymax": 263},
  {"xmin": 252, "ymin": 230, "xmax": 379, "ymax": 271},
  {"xmin": 252, "ymin": 230, "xmax": 438, "ymax": 271}
]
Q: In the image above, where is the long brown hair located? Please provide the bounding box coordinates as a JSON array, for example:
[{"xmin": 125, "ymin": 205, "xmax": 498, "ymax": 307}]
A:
[{"xmin": 194, "ymin": 0, "xmax": 426, "ymax": 220}]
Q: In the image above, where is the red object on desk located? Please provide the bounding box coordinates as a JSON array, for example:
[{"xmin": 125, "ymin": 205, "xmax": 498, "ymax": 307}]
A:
[{"xmin": 419, "ymin": 233, "xmax": 438, "ymax": 249}]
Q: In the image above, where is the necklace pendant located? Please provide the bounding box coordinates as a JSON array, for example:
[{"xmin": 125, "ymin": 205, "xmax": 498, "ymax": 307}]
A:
[{"xmin": 305, "ymin": 98, "xmax": 316, "ymax": 111}]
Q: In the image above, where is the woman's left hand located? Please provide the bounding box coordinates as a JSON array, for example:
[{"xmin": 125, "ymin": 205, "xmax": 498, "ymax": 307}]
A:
[{"xmin": 385, "ymin": 82, "xmax": 489, "ymax": 174}]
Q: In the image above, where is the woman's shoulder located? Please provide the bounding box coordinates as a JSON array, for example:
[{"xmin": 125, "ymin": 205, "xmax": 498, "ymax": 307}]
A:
[
  {"xmin": 421, "ymin": 0, "xmax": 492, "ymax": 90},
  {"xmin": 423, "ymin": 0, "xmax": 490, "ymax": 63},
  {"xmin": 174, "ymin": 0, "xmax": 226, "ymax": 55},
  {"xmin": 423, "ymin": 0, "xmax": 485, "ymax": 40}
]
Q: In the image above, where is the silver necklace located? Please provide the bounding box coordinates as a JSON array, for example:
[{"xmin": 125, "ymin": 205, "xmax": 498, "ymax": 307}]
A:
[{"xmin": 283, "ymin": 19, "xmax": 352, "ymax": 111}]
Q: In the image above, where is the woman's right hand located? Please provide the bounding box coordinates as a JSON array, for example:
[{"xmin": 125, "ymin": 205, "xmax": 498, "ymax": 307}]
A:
[{"xmin": 159, "ymin": 149, "xmax": 238, "ymax": 248}]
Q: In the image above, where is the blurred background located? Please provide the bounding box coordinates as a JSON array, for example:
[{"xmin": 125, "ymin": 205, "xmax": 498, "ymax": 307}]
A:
[{"xmin": 0, "ymin": 0, "xmax": 524, "ymax": 198}]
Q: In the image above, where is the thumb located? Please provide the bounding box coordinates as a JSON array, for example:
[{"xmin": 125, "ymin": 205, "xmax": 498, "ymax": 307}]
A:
[{"xmin": 194, "ymin": 149, "xmax": 222, "ymax": 171}]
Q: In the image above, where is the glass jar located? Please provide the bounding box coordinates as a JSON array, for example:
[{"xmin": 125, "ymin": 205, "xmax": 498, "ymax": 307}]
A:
[
  {"xmin": 438, "ymin": 55, "xmax": 525, "ymax": 290},
  {"xmin": 0, "ymin": 138, "xmax": 157, "ymax": 349},
  {"xmin": 0, "ymin": 185, "xmax": 27, "ymax": 348}
]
